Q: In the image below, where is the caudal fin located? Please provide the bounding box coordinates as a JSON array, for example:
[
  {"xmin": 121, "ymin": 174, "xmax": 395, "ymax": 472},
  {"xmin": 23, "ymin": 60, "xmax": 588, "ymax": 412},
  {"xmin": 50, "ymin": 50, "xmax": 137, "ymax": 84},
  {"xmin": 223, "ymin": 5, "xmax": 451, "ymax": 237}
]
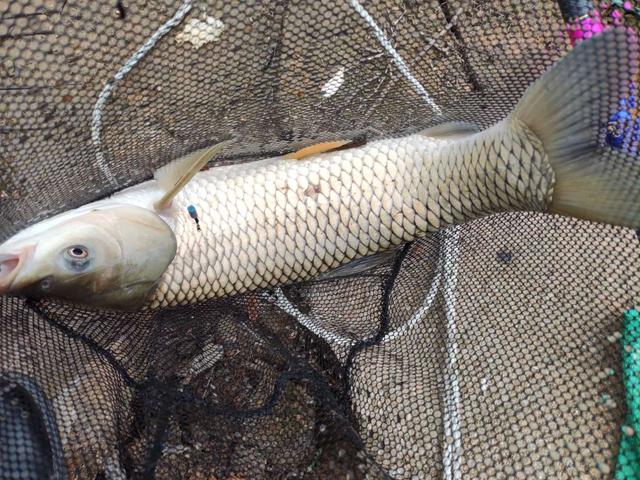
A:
[{"xmin": 511, "ymin": 27, "xmax": 640, "ymax": 228}]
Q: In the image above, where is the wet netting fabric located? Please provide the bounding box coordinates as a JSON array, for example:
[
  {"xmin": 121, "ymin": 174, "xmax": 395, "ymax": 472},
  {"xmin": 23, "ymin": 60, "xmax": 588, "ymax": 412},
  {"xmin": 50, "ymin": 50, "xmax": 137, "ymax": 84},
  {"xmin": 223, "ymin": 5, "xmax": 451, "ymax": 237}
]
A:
[{"xmin": 1, "ymin": 0, "xmax": 640, "ymax": 479}]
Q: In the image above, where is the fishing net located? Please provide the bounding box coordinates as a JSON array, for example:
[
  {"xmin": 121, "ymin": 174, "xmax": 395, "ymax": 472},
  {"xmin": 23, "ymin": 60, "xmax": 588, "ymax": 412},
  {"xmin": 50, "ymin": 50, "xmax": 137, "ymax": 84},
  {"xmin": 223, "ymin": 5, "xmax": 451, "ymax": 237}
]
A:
[{"xmin": 1, "ymin": 0, "xmax": 639, "ymax": 478}]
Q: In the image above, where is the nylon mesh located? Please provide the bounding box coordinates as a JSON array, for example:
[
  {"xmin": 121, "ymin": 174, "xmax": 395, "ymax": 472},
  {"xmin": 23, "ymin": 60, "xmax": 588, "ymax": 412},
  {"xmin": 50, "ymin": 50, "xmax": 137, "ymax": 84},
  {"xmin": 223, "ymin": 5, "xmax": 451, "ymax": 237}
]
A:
[{"xmin": 0, "ymin": 1, "xmax": 639, "ymax": 479}]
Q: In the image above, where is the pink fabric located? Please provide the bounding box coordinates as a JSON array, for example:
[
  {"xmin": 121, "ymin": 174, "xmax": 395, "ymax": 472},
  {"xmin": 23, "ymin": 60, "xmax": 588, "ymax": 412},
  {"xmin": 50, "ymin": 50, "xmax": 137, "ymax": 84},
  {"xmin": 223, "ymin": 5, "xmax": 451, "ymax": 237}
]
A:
[{"xmin": 566, "ymin": 10, "xmax": 605, "ymax": 45}]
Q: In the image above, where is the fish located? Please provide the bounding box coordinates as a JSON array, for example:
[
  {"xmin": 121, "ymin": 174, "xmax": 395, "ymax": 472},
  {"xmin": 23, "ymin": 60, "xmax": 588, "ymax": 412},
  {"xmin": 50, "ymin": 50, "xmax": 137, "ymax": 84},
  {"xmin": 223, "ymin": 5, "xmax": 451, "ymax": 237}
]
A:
[{"xmin": 0, "ymin": 27, "xmax": 638, "ymax": 311}]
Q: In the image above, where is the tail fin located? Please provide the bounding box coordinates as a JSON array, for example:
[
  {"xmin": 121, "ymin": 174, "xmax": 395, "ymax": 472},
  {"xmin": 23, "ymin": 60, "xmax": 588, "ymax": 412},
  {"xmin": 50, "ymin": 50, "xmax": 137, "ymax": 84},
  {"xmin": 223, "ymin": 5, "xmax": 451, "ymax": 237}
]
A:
[{"xmin": 510, "ymin": 27, "xmax": 640, "ymax": 228}]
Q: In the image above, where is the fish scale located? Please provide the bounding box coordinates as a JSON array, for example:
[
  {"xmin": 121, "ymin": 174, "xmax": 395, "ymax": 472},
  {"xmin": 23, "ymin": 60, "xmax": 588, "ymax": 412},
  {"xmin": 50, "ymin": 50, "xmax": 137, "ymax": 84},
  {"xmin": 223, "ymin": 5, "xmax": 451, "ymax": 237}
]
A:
[{"xmin": 148, "ymin": 121, "xmax": 554, "ymax": 308}]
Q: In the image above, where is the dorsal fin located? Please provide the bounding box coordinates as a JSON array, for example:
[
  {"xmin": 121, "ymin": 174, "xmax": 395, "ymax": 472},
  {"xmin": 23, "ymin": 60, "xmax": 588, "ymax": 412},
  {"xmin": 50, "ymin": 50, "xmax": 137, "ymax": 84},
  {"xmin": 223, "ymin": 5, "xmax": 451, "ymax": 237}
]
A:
[
  {"xmin": 283, "ymin": 140, "xmax": 352, "ymax": 160},
  {"xmin": 419, "ymin": 121, "xmax": 481, "ymax": 140},
  {"xmin": 153, "ymin": 139, "xmax": 233, "ymax": 210}
]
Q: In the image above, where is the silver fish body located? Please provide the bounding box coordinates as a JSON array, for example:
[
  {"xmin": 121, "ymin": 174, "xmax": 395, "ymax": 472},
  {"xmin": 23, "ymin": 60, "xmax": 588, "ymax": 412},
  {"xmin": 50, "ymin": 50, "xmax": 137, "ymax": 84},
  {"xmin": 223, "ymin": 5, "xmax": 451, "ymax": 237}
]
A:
[{"xmin": 142, "ymin": 120, "xmax": 552, "ymax": 308}]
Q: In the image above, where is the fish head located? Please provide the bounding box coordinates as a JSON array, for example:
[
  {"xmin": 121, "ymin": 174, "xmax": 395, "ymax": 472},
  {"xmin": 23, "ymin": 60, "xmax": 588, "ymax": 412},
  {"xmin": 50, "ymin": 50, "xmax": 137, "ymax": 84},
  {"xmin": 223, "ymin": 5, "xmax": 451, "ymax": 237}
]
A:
[{"xmin": 0, "ymin": 205, "xmax": 176, "ymax": 310}]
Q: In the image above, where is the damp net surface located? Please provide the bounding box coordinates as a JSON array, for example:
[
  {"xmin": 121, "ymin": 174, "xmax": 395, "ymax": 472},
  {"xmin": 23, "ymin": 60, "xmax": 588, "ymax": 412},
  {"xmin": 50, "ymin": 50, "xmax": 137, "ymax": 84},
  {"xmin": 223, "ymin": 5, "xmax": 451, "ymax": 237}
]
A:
[{"xmin": 0, "ymin": 1, "xmax": 639, "ymax": 479}]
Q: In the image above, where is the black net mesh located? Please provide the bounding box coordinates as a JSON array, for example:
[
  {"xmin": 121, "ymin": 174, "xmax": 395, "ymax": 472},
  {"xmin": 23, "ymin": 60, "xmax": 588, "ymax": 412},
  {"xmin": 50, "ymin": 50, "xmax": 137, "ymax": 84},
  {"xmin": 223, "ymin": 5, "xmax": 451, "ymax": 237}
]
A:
[{"xmin": 1, "ymin": 0, "xmax": 639, "ymax": 479}]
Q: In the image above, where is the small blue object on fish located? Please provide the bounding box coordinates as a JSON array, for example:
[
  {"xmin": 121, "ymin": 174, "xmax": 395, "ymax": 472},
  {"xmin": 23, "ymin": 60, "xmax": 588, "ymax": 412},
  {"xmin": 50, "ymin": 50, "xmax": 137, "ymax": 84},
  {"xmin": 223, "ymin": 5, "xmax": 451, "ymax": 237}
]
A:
[{"xmin": 187, "ymin": 205, "xmax": 201, "ymax": 231}]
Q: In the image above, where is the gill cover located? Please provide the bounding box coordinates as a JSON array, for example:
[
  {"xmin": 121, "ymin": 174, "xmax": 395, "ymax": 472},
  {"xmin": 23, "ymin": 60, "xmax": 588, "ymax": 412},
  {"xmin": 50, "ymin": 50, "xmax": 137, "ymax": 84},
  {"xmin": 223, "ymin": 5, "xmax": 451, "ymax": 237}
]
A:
[{"xmin": 0, "ymin": 206, "xmax": 176, "ymax": 311}]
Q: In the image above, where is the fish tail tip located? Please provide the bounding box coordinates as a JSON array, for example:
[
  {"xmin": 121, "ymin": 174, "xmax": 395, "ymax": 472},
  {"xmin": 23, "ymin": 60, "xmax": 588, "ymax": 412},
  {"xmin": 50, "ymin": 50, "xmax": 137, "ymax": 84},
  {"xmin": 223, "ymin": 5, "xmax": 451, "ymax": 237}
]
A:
[{"xmin": 511, "ymin": 27, "xmax": 640, "ymax": 228}]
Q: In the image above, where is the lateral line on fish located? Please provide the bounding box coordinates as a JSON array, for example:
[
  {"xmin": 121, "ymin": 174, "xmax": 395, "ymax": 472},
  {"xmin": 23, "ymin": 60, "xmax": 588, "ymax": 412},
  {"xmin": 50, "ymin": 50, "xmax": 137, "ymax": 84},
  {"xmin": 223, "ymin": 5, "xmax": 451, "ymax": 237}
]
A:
[{"xmin": 283, "ymin": 140, "xmax": 352, "ymax": 160}]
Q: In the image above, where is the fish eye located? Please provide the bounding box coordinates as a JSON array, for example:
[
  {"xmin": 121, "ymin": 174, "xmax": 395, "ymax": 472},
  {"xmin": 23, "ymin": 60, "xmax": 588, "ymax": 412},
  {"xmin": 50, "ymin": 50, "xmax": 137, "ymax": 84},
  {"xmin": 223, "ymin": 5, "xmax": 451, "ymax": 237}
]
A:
[
  {"xmin": 62, "ymin": 245, "xmax": 91, "ymax": 271},
  {"xmin": 66, "ymin": 246, "xmax": 89, "ymax": 259}
]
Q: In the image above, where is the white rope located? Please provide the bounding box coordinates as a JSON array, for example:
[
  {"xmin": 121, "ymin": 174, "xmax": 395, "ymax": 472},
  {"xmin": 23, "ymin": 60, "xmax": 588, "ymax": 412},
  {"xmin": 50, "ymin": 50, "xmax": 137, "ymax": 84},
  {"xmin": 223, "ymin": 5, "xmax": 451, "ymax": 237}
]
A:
[
  {"xmin": 380, "ymin": 253, "xmax": 443, "ymax": 344},
  {"xmin": 442, "ymin": 226, "xmax": 462, "ymax": 480},
  {"xmin": 265, "ymin": 231, "xmax": 462, "ymax": 480},
  {"xmin": 265, "ymin": 239, "xmax": 445, "ymax": 349},
  {"xmin": 262, "ymin": 288, "xmax": 356, "ymax": 348},
  {"xmin": 91, "ymin": 1, "xmax": 193, "ymax": 187},
  {"xmin": 347, "ymin": 0, "xmax": 442, "ymax": 115}
]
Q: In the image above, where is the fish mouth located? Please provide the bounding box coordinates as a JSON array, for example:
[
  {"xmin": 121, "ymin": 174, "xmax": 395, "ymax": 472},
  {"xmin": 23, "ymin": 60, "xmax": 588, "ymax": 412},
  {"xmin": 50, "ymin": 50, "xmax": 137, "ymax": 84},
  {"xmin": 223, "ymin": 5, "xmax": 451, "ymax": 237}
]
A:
[{"xmin": 0, "ymin": 245, "xmax": 35, "ymax": 295}]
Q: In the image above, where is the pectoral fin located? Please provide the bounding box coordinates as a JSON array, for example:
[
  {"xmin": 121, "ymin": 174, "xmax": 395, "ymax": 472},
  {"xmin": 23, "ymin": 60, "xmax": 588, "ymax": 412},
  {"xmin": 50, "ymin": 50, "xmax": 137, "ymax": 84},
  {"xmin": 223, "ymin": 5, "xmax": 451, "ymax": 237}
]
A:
[{"xmin": 153, "ymin": 139, "xmax": 233, "ymax": 210}]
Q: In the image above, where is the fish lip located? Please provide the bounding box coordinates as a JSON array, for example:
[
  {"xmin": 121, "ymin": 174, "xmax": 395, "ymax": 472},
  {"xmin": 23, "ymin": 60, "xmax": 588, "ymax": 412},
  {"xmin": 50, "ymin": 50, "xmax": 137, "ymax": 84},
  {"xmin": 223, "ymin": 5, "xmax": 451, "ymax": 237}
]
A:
[{"xmin": 0, "ymin": 244, "xmax": 36, "ymax": 294}]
